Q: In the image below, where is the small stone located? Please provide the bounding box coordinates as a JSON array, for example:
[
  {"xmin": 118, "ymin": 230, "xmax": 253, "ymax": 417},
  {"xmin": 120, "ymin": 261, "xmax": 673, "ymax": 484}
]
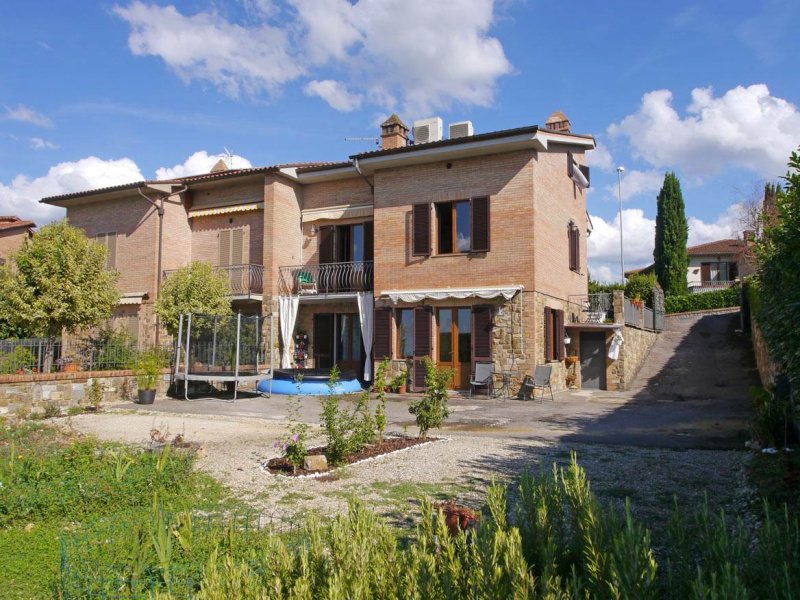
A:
[
  {"xmin": 24, "ymin": 523, "xmax": 34, "ymax": 532},
  {"xmin": 195, "ymin": 445, "xmax": 207, "ymax": 459},
  {"xmin": 304, "ymin": 455, "xmax": 328, "ymax": 472}
]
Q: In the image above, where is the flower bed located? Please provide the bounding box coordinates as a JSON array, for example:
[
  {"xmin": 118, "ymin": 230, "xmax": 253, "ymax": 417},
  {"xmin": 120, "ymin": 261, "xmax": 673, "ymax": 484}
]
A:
[{"xmin": 264, "ymin": 436, "xmax": 439, "ymax": 477}]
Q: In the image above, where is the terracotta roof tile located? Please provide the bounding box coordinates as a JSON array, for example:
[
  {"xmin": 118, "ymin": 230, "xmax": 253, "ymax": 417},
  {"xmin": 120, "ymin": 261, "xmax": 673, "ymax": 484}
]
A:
[
  {"xmin": 0, "ymin": 216, "xmax": 36, "ymax": 232},
  {"xmin": 687, "ymin": 238, "xmax": 745, "ymax": 256}
]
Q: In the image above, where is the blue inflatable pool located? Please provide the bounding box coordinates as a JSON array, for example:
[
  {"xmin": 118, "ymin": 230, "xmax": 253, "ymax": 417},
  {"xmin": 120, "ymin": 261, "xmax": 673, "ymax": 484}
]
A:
[{"xmin": 258, "ymin": 368, "xmax": 363, "ymax": 395}]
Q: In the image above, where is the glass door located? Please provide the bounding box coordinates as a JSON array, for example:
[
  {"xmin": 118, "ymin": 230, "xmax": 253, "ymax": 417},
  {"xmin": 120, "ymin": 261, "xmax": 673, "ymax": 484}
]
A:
[{"xmin": 436, "ymin": 308, "xmax": 472, "ymax": 389}]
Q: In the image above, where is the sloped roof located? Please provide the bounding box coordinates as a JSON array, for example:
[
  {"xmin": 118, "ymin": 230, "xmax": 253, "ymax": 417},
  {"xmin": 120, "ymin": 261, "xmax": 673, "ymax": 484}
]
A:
[
  {"xmin": 687, "ymin": 238, "xmax": 745, "ymax": 256},
  {"xmin": 0, "ymin": 216, "xmax": 36, "ymax": 232}
]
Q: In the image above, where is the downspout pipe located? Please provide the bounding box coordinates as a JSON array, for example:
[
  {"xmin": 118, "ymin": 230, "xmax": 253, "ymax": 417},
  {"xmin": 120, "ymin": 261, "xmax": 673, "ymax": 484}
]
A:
[
  {"xmin": 352, "ymin": 158, "xmax": 374, "ymax": 195},
  {"xmin": 138, "ymin": 184, "xmax": 188, "ymax": 346}
]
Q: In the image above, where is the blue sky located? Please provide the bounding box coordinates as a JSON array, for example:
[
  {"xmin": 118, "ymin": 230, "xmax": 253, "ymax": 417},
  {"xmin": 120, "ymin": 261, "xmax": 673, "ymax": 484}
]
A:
[{"xmin": 1, "ymin": 0, "xmax": 798, "ymax": 280}]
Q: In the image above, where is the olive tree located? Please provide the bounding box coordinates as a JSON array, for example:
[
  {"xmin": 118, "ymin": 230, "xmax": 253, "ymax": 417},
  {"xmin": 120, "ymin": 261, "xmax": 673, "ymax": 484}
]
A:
[
  {"xmin": 155, "ymin": 261, "xmax": 232, "ymax": 337},
  {"xmin": 0, "ymin": 220, "xmax": 120, "ymax": 370}
]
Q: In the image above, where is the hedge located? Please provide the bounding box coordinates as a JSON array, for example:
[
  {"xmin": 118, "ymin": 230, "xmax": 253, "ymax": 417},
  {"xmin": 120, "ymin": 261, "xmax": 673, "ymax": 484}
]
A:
[{"xmin": 664, "ymin": 286, "xmax": 740, "ymax": 314}]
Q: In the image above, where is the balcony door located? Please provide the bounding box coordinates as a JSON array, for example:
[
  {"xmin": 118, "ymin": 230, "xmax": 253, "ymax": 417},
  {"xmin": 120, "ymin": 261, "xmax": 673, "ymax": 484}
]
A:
[
  {"xmin": 436, "ymin": 308, "xmax": 472, "ymax": 389},
  {"xmin": 318, "ymin": 222, "xmax": 373, "ymax": 292},
  {"xmin": 312, "ymin": 312, "xmax": 364, "ymax": 375}
]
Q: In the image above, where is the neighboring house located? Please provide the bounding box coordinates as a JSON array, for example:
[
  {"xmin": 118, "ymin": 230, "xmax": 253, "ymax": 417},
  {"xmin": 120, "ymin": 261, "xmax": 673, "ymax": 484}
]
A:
[
  {"xmin": 0, "ymin": 216, "xmax": 35, "ymax": 266},
  {"xmin": 626, "ymin": 237, "xmax": 751, "ymax": 293},
  {"xmin": 42, "ymin": 112, "xmax": 601, "ymax": 391}
]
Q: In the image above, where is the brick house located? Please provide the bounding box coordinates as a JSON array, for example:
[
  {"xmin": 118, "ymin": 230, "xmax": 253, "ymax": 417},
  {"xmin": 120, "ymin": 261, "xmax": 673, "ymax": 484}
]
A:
[
  {"xmin": 0, "ymin": 216, "xmax": 35, "ymax": 265},
  {"xmin": 42, "ymin": 112, "xmax": 600, "ymax": 392}
]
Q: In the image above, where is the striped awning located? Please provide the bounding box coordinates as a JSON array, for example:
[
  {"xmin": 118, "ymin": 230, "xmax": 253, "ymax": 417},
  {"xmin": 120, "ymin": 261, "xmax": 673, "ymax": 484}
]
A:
[
  {"xmin": 301, "ymin": 203, "xmax": 373, "ymax": 223},
  {"xmin": 188, "ymin": 202, "xmax": 264, "ymax": 218},
  {"xmin": 382, "ymin": 285, "xmax": 523, "ymax": 304},
  {"xmin": 118, "ymin": 292, "xmax": 148, "ymax": 305}
]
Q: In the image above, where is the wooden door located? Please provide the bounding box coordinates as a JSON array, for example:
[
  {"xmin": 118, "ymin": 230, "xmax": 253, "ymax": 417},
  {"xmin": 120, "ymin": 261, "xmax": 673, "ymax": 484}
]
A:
[{"xmin": 437, "ymin": 308, "xmax": 472, "ymax": 389}]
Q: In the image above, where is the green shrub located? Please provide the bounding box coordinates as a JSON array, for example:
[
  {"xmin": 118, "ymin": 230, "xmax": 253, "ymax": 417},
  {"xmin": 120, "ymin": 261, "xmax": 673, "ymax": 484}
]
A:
[
  {"xmin": 135, "ymin": 348, "xmax": 168, "ymax": 390},
  {"xmin": 408, "ymin": 357, "xmax": 452, "ymax": 438},
  {"xmin": 750, "ymin": 386, "xmax": 791, "ymax": 448},
  {"xmin": 320, "ymin": 366, "xmax": 377, "ymax": 465},
  {"xmin": 589, "ymin": 279, "xmax": 625, "ymax": 294},
  {"xmin": 0, "ymin": 346, "xmax": 36, "ymax": 374},
  {"xmin": 88, "ymin": 328, "xmax": 138, "ymax": 370},
  {"xmin": 664, "ymin": 286, "xmax": 740, "ymax": 313},
  {"xmin": 625, "ymin": 272, "xmax": 659, "ymax": 306}
]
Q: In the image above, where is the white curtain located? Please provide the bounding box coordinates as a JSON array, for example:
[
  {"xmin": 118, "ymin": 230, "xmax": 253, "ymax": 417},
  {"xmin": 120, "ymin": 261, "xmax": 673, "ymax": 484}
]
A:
[
  {"xmin": 357, "ymin": 292, "xmax": 374, "ymax": 381},
  {"xmin": 278, "ymin": 295, "xmax": 299, "ymax": 369}
]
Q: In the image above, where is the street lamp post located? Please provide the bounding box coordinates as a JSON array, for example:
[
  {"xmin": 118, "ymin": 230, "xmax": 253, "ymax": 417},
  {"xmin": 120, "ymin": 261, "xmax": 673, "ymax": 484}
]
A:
[{"xmin": 616, "ymin": 166, "xmax": 625, "ymax": 283}]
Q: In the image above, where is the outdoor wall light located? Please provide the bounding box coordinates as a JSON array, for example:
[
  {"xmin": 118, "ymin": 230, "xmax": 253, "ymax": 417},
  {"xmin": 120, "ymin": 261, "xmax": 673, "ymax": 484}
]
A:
[
  {"xmin": 310, "ymin": 224, "xmax": 319, "ymax": 235},
  {"xmin": 564, "ymin": 336, "xmax": 572, "ymax": 345}
]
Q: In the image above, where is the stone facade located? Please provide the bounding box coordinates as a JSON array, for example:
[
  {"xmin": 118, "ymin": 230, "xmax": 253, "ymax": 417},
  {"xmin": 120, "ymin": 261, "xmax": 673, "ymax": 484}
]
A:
[{"xmin": 0, "ymin": 370, "xmax": 170, "ymax": 414}]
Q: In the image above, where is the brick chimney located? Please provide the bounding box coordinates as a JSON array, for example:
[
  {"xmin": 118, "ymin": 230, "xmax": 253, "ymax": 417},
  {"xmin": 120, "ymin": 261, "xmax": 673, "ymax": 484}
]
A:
[
  {"xmin": 380, "ymin": 113, "xmax": 409, "ymax": 150},
  {"xmin": 545, "ymin": 110, "xmax": 571, "ymax": 133}
]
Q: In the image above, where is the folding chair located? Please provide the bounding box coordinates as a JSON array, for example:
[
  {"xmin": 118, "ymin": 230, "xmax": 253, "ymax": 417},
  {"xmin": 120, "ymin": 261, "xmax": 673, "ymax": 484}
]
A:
[
  {"xmin": 469, "ymin": 362, "xmax": 494, "ymax": 398},
  {"xmin": 521, "ymin": 365, "xmax": 554, "ymax": 402},
  {"xmin": 297, "ymin": 271, "xmax": 317, "ymax": 294}
]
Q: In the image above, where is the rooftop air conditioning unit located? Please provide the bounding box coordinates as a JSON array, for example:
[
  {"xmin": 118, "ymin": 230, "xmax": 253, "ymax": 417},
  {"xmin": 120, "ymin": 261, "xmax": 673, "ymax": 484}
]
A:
[
  {"xmin": 412, "ymin": 117, "xmax": 443, "ymax": 144},
  {"xmin": 449, "ymin": 120, "xmax": 474, "ymax": 139}
]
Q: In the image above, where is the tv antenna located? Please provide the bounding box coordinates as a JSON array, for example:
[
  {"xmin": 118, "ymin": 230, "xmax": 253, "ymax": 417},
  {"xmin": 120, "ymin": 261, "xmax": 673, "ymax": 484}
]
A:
[
  {"xmin": 344, "ymin": 136, "xmax": 380, "ymax": 147},
  {"xmin": 222, "ymin": 147, "xmax": 235, "ymax": 168}
]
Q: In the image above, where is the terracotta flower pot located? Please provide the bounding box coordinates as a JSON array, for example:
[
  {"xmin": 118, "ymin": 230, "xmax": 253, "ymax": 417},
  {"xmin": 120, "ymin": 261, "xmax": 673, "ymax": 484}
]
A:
[
  {"xmin": 435, "ymin": 502, "xmax": 480, "ymax": 536},
  {"xmin": 62, "ymin": 363, "xmax": 81, "ymax": 373}
]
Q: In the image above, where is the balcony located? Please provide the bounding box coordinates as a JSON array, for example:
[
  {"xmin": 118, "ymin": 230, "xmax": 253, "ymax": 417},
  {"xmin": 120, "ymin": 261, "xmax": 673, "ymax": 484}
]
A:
[
  {"xmin": 568, "ymin": 293, "xmax": 614, "ymax": 323},
  {"xmin": 689, "ymin": 280, "xmax": 737, "ymax": 294},
  {"xmin": 279, "ymin": 261, "xmax": 373, "ymax": 296},
  {"xmin": 163, "ymin": 264, "xmax": 265, "ymax": 299}
]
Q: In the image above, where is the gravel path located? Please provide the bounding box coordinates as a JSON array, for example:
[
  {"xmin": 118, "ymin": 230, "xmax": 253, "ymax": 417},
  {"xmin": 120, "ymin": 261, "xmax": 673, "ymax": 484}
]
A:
[{"xmin": 61, "ymin": 410, "xmax": 753, "ymax": 534}]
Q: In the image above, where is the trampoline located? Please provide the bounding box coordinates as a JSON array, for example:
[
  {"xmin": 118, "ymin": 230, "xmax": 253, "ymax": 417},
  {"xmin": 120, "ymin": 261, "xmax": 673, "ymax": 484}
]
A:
[
  {"xmin": 258, "ymin": 368, "xmax": 363, "ymax": 395},
  {"xmin": 173, "ymin": 313, "xmax": 273, "ymax": 400}
]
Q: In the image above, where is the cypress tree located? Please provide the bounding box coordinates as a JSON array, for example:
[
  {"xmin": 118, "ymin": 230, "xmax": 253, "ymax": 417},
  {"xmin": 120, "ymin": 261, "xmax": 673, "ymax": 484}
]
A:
[{"xmin": 653, "ymin": 172, "xmax": 689, "ymax": 294}]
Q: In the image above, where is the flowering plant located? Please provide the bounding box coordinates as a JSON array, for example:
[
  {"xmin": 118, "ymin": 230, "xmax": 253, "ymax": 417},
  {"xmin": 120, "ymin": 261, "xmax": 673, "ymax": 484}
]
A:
[{"xmin": 274, "ymin": 431, "xmax": 308, "ymax": 473}]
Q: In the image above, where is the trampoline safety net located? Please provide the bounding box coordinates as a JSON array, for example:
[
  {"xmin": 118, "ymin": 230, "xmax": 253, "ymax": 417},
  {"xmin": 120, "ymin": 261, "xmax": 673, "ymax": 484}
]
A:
[{"xmin": 176, "ymin": 313, "xmax": 267, "ymax": 378}]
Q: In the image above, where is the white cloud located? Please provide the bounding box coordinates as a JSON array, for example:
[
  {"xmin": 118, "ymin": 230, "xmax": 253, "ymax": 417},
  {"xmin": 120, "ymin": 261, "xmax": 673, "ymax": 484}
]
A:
[
  {"xmin": 3, "ymin": 104, "xmax": 53, "ymax": 128},
  {"xmin": 114, "ymin": 0, "xmax": 512, "ymax": 114},
  {"xmin": 0, "ymin": 157, "xmax": 144, "ymax": 224},
  {"xmin": 687, "ymin": 203, "xmax": 742, "ymax": 246},
  {"xmin": 154, "ymin": 151, "xmax": 253, "ymax": 180},
  {"xmin": 113, "ymin": 1, "xmax": 303, "ymax": 98},
  {"xmin": 603, "ymin": 169, "xmax": 663, "ymax": 202},
  {"xmin": 29, "ymin": 137, "xmax": 59, "ymax": 150},
  {"xmin": 304, "ymin": 79, "xmax": 362, "ymax": 112},
  {"xmin": 608, "ymin": 84, "xmax": 800, "ymax": 178},
  {"xmin": 585, "ymin": 141, "xmax": 613, "ymax": 170}
]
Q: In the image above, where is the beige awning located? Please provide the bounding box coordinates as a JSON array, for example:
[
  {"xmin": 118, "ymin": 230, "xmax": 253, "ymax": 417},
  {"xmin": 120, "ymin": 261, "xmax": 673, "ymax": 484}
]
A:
[
  {"xmin": 301, "ymin": 203, "xmax": 373, "ymax": 223},
  {"xmin": 189, "ymin": 202, "xmax": 264, "ymax": 218},
  {"xmin": 118, "ymin": 292, "xmax": 148, "ymax": 305},
  {"xmin": 382, "ymin": 285, "xmax": 523, "ymax": 304}
]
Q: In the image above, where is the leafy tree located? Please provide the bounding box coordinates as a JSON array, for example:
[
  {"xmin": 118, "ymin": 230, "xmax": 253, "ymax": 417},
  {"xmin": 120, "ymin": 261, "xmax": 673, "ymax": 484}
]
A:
[
  {"xmin": 755, "ymin": 149, "xmax": 800, "ymax": 405},
  {"xmin": 653, "ymin": 172, "xmax": 689, "ymax": 295},
  {"xmin": 155, "ymin": 261, "xmax": 231, "ymax": 337},
  {"xmin": 625, "ymin": 272, "xmax": 659, "ymax": 306},
  {"xmin": 0, "ymin": 220, "xmax": 120, "ymax": 370}
]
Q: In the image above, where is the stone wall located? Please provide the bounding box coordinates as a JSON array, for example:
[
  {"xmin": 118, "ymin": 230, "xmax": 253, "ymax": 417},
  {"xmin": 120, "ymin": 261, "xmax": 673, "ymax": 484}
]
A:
[
  {"xmin": 750, "ymin": 317, "xmax": 779, "ymax": 389},
  {"xmin": 0, "ymin": 370, "xmax": 170, "ymax": 414},
  {"xmin": 608, "ymin": 324, "xmax": 658, "ymax": 391}
]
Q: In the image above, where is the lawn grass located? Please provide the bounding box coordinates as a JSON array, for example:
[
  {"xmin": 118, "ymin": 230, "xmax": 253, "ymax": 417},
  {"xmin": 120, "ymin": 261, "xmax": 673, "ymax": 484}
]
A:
[{"xmin": 0, "ymin": 419, "xmax": 238, "ymax": 599}]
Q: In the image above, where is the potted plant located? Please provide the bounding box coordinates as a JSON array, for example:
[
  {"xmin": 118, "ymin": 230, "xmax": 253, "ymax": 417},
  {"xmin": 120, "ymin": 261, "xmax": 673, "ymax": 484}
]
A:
[
  {"xmin": 565, "ymin": 355, "xmax": 578, "ymax": 368},
  {"xmin": 134, "ymin": 348, "xmax": 164, "ymax": 404},
  {"xmin": 57, "ymin": 356, "xmax": 81, "ymax": 373},
  {"xmin": 391, "ymin": 371, "xmax": 408, "ymax": 394}
]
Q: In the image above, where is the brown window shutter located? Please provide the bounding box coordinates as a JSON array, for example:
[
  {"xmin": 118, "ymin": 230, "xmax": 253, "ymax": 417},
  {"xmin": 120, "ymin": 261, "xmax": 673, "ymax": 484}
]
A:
[
  {"xmin": 567, "ymin": 151, "xmax": 574, "ymax": 177},
  {"xmin": 231, "ymin": 228, "xmax": 244, "ymax": 265},
  {"xmin": 575, "ymin": 227, "xmax": 580, "ymax": 271},
  {"xmin": 544, "ymin": 306, "xmax": 553, "ymax": 362},
  {"xmin": 319, "ymin": 226, "xmax": 334, "ymax": 264},
  {"xmin": 701, "ymin": 263, "xmax": 711, "ymax": 282},
  {"xmin": 470, "ymin": 196, "xmax": 490, "ymax": 252},
  {"xmin": 556, "ymin": 310, "xmax": 566, "ymax": 360},
  {"xmin": 107, "ymin": 233, "xmax": 117, "ymax": 269},
  {"xmin": 412, "ymin": 204, "xmax": 431, "ymax": 257},
  {"xmin": 219, "ymin": 229, "xmax": 231, "ymax": 266},
  {"xmin": 472, "ymin": 306, "xmax": 492, "ymax": 361},
  {"xmin": 412, "ymin": 307, "xmax": 431, "ymax": 391},
  {"xmin": 373, "ymin": 308, "xmax": 392, "ymax": 360},
  {"xmin": 364, "ymin": 221, "xmax": 374, "ymax": 261}
]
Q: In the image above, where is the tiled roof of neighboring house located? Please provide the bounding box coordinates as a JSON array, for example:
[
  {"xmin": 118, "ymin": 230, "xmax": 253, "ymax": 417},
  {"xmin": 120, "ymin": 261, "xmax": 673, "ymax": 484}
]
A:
[
  {"xmin": 687, "ymin": 238, "xmax": 745, "ymax": 256},
  {"xmin": 40, "ymin": 162, "xmax": 335, "ymax": 204},
  {"xmin": 0, "ymin": 216, "xmax": 36, "ymax": 232}
]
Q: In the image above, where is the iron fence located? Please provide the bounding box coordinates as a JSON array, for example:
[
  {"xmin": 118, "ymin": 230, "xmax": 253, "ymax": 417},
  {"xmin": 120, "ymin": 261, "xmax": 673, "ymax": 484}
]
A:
[
  {"xmin": 279, "ymin": 260, "xmax": 374, "ymax": 295},
  {"xmin": 163, "ymin": 264, "xmax": 265, "ymax": 296},
  {"xmin": 0, "ymin": 337, "xmax": 171, "ymax": 375},
  {"xmin": 688, "ymin": 280, "xmax": 737, "ymax": 294},
  {"xmin": 568, "ymin": 293, "xmax": 614, "ymax": 323}
]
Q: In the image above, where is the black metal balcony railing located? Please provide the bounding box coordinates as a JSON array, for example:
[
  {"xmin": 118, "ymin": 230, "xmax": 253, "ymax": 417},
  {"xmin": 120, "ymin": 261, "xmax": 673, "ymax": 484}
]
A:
[
  {"xmin": 689, "ymin": 280, "xmax": 737, "ymax": 294},
  {"xmin": 279, "ymin": 261, "xmax": 373, "ymax": 295},
  {"xmin": 163, "ymin": 264, "xmax": 265, "ymax": 296},
  {"xmin": 568, "ymin": 293, "xmax": 614, "ymax": 323}
]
